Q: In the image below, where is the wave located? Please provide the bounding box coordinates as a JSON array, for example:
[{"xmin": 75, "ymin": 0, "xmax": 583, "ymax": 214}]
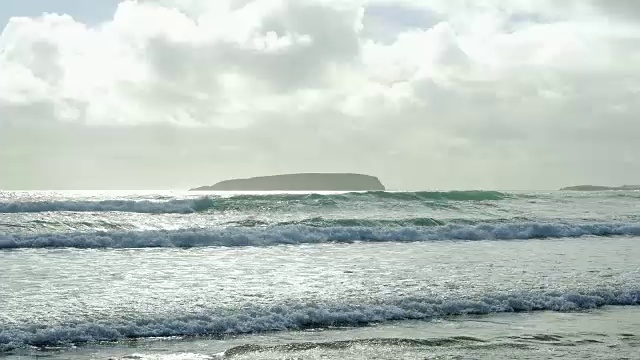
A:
[
  {"xmin": 2, "ymin": 222, "xmax": 640, "ymax": 249},
  {"xmin": 221, "ymin": 337, "xmax": 489, "ymax": 358},
  {"xmin": 360, "ymin": 190, "xmax": 510, "ymax": 201},
  {"xmin": 7, "ymin": 190, "xmax": 640, "ymax": 216},
  {"xmin": 225, "ymin": 190, "xmax": 511, "ymax": 203},
  {"xmin": 0, "ymin": 197, "xmax": 216, "ymax": 214},
  {"xmin": 225, "ymin": 217, "xmax": 448, "ymax": 228},
  {"xmin": 1, "ymin": 287, "xmax": 638, "ymax": 351},
  {"xmin": 0, "ymin": 191, "xmax": 512, "ymax": 214},
  {"xmin": 222, "ymin": 335, "xmax": 594, "ymax": 357}
]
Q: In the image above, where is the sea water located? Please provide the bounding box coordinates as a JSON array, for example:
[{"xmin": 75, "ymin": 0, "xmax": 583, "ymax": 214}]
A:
[{"xmin": 0, "ymin": 190, "xmax": 638, "ymax": 359}]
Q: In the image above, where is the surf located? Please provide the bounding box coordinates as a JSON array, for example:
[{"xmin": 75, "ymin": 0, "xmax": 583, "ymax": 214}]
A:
[
  {"xmin": 0, "ymin": 191, "xmax": 516, "ymax": 215},
  {"xmin": 1, "ymin": 287, "xmax": 637, "ymax": 352},
  {"xmin": 0, "ymin": 197, "xmax": 216, "ymax": 214},
  {"xmin": 2, "ymin": 221, "xmax": 640, "ymax": 249}
]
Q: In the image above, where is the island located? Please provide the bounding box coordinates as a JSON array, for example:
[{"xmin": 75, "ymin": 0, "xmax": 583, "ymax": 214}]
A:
[
  {"xmin": 190, "ymin": 173, "xmax": 386, "ymax": 191},
  {"xmin": 560, "ymin": 185, "xmax": 640, "ymax": 191}
]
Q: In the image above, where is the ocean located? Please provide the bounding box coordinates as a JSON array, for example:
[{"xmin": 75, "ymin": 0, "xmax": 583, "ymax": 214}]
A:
[{"xmin": 0, "ymin": 190, "xmax": 638, "ymax": 359}]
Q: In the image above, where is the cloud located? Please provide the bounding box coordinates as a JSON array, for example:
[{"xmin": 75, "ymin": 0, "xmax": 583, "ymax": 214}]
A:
[
  {"xmin": 590, "ymin": 0, "xmax": 640, "ymax": 20},
  {"xmin": 1, "ymin": 0, "xmax": 639, "ymax": 189}
]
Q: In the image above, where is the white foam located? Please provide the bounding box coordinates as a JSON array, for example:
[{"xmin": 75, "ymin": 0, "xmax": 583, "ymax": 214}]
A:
[
  {"xmin": 1, "ymin": 288, "xmax": 637, "ymax": 351},
  {"xmin": 0, "ymin": 190, "xmax": 514, "ymax": 215},
  {"xmin": 117, "ymin": 353, "xmax": 215, "ymax": 360},
  {"xmin": 1, "ymin": 222, "xmax": 639, "ymax": 249},
  {"xmin": 0, "ymin": 198, "xmax": 215, "ymax": 214}
]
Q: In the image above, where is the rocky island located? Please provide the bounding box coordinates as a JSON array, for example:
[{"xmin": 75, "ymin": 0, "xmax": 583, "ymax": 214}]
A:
[
  {"xmin": 560, "ymin": 185, "xmax": 640, "ymax": 191},
  {"xmin": 190, "ymin": 173, "xmax": 386, "ymax": 191}
]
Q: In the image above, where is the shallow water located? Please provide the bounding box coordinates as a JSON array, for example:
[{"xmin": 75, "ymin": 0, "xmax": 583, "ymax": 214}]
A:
[
  {"xmin": 1, "ymin": 190, "xmax": 639, "ymax": 358},
  {"xmin": 6, "ymin": 308, "xmax": 639, "ymax": 359}
]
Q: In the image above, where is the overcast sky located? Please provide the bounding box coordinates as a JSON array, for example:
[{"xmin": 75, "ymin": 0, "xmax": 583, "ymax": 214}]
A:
[{"xmin": 1, "ymin": 0, "xmax": 639, "ymax": 190}]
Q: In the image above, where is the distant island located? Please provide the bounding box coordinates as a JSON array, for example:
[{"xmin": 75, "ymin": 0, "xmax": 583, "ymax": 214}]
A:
[
  {"xmin": 560, "ymin": 185, "xmax": 640, "ymax": 191},
  {"xmin": 191, "ymin": 173, "xmax": 386, "ymax": 191}
]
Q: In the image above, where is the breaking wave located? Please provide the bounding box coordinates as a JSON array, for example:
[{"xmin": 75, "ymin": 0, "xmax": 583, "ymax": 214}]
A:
[
  {"xmin": 0, "ymin": 191, "xmax": 512, "ymax": 214},
  {"xmin": 1, "ymin": 287, "xmax": 638, "ymax": 351},
  {"xmin": 0, "ymin": 197, "xmax": 216, "ymax": 214},
  {"xmin": 226, "ymin": 217, "xmax": 449, "ymax": 228},
  {"xmin": 2, "ymin": 222, "xmax": 639, "ymax": 249},
  {"xmin": 221, "ymin": 337, "xmax": 488, "ymax": 358},
  {"xmin": 357, "ymin": 190, "xmax": 511, "ymax": 201},
  {"xmin": 222, "ymin": 190, "xmax": 512, "ymax": 203}
]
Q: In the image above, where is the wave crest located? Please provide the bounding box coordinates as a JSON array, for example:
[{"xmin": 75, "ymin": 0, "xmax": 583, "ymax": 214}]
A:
[
  {"xmin": 1, "ymin": 288, "xmax": 637, "ymax": 351},
  {"xmin": 2, "ymin": 222, "xmax": 639, "ymax": 249},
  {"xmin": 0, "ymin": 197, "xmax": 216, "ymax": 214},
  {"xmin": 224, "ymin": 190, "xmax": 511, "ymax": 203},
  {"xmin": 0, "ymin": 191, "xmax": 512, "ymax": 214}
]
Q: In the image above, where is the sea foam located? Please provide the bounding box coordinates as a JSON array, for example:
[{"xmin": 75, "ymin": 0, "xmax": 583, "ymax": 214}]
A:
[
  {"xmin": 1, "ymin": 287, "xmax": 637, "ymax": 351},
  {"xmin": 0, "ymin": 191, "xmax": 514, "ymax": 214},
  {"xmin": 1, "ymin": 222, "xmax": 639, "ymax": 249},
  {"xmin": 0, "ymin": 197, "xmax": 216, "ymax": 214}
]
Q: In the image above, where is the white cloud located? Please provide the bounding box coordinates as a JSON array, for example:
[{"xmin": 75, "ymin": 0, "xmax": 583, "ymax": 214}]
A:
[{"xmin": 1, "ymin": 0, "xmax": 639, "ymax": 189}]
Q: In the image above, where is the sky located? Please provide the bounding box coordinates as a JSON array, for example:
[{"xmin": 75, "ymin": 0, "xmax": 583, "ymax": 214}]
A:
[{"xmin": 0, "ymin": 0, "xmax": 639, "ymax": 190}]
